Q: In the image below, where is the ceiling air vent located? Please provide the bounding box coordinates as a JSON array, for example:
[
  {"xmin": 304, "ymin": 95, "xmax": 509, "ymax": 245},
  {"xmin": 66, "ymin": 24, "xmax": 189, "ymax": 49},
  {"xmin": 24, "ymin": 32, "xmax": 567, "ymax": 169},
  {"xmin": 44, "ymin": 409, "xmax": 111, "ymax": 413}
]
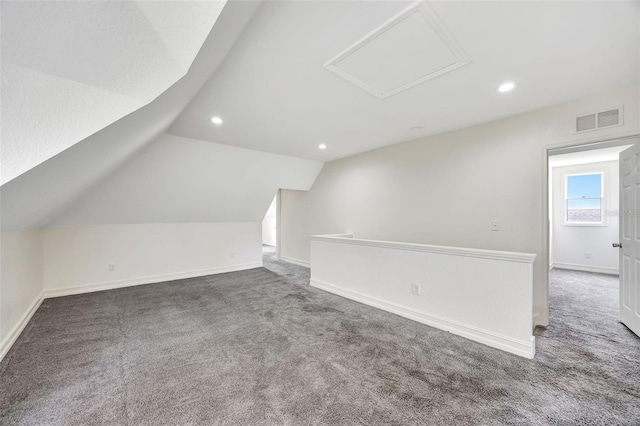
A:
[{"xmin": 575, "ymin": 107, "xmax": 623, "ymax": 134}]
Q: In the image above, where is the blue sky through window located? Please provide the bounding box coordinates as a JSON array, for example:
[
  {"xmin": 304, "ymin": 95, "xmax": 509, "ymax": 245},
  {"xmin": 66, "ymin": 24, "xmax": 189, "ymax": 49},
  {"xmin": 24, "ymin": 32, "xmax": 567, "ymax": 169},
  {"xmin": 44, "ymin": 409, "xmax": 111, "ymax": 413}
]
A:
[{"xmin": 567, "ymin": 174, "xmax": 601, "ymax": 210}]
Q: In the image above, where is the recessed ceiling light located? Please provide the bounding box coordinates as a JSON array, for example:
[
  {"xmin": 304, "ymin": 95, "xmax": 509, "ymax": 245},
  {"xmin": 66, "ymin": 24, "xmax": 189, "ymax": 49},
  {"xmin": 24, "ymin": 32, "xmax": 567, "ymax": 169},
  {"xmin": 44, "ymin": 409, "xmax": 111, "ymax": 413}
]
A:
[
  {"xmin": 318, "ymin": 143, "xmax": 327, "ymax": 150},
  {"xmin": 211, "ymin": 116, "xmax": 223, "ymax": 124},
  {"xmin": 410, "ymin": 126, "xmax": 424, "ymax": 132},
  {"xmin": 498, "ymin": 81, "xmax": 516, "ymax": 93}
]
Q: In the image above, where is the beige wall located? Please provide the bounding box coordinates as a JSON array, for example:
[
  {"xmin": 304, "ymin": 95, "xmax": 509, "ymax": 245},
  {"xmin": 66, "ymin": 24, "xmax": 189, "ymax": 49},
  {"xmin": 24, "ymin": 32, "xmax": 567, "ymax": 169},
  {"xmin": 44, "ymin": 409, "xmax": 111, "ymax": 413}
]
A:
[{"xmin": 280, "ymin": 84, "xmax": 640, "ymax": 327}]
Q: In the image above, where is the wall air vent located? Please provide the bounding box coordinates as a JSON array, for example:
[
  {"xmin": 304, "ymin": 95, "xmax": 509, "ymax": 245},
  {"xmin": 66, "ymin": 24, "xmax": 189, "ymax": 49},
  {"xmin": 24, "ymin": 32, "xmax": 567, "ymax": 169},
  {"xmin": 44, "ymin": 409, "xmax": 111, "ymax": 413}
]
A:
[{"xmin": 575, "ymin": 107, "xmax": 623, "ymax": 134}]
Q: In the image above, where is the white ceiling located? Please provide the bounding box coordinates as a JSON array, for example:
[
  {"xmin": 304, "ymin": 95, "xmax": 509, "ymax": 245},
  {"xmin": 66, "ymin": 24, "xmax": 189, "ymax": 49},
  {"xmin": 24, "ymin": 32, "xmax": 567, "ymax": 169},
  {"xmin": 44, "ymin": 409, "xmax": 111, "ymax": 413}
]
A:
[
  {"xmin": 168, "ymin": 0, "xmax": 640, "ymax": 162},
  {"xmin": 549, "ymin": 145, "xmax": 634, "ymax": 168},
  {"xmin": 1, "ymin": 0, "xmax": 226, "ymax": 184},
  {"xmin": 1, "ymin": 1, "xmax": 262, "ymax": 231}
]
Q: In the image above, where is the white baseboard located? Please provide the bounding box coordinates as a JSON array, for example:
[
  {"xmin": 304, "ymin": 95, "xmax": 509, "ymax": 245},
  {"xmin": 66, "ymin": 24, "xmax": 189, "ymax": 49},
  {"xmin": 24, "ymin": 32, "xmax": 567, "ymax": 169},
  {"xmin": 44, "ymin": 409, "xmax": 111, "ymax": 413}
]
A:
[
  {"xmin": 0, "ymin": 292, "xmax": 44, "ymax": 363},
  {"xmin": 43, "ymin": 262, "xmax": 263, "ymax": 298},
  {"xmin": 552, "ymin": 262, "xmax": 619, "ymax": 275},
  {"xmin": 1, "ymin": 263, "xmax": 263, "ymax": 363},
  {"xmin": 310, "ymin": 279, "xmax": 535, "ymax": 359},
  {"xmin": 279, "ymin": 256, "xmax": 310, "ymax": 268}
]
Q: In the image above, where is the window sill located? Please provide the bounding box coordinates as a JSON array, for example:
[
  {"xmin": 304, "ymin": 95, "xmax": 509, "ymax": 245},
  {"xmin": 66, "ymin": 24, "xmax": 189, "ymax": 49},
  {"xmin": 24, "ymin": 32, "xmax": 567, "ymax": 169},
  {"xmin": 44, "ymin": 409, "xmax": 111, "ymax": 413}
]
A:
[{"xmin": 561, "ymin": 222, "xmax": 608, "ymax": 227}]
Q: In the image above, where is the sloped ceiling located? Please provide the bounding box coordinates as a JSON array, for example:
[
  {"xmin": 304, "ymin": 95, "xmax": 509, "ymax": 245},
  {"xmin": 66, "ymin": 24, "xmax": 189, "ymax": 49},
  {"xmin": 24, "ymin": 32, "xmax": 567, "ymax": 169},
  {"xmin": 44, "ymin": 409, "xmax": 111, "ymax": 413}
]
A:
[
  {"xmin": 168, "ymin": 0, "xmax": 639, "ymax": 162},
  {"xmin": 1, "ymin": 1, "xmax": 265, "ymax": 231},
  {"xmin": 3, "ymin": 0, "xmax": 638, "ymax": 232},
  {"xmin": 49, "ymin": 134, "xmax": 323, "ymax": 226},
  {"xmin": 1, "ymin": 0, "xmax": 225, "ymax": 184}
]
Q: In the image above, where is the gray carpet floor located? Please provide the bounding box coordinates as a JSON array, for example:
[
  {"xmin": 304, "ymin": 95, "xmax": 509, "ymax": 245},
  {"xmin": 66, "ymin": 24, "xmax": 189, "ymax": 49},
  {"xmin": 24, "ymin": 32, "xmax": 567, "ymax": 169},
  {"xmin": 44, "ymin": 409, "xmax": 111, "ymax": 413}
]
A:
[{"xmin": 1, "ymin": 248, "xmax": 639, "ymax": 425}]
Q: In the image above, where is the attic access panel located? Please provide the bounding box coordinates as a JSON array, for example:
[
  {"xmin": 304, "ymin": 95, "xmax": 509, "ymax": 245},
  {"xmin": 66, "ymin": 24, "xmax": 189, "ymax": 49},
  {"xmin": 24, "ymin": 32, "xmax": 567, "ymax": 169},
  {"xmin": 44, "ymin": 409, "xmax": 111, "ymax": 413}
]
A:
[{"xmin": 324, "ymin": 1, "xmax": 469, "ymax": 99}]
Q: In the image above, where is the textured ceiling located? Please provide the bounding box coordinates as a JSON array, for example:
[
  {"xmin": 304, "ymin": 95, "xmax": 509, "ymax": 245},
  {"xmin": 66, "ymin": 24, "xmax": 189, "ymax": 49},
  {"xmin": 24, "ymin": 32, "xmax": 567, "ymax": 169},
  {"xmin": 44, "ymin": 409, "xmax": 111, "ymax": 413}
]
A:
[
  {"xmin": 49, "ymin": 134, "xmax": 323, "ymax": 227},
  {"xmin": 1, "ymin": 0, "xmax": 226, "ymax": 184},
  {"xmin": 168, "ymin": 0, "xmax": 640, "ymax": 162},
  {"xmin": 0, "ymin": 1, "xmax": 263, "ymax": 231},
  {"xmin": 2, "ymin": 0, "xmax": 639, "ymax": 232}
]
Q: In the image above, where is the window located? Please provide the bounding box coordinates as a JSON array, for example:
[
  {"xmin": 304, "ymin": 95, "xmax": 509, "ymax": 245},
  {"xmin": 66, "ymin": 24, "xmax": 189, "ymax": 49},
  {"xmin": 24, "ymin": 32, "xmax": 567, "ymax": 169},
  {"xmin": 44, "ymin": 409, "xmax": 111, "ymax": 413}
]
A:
[{"xmin": 565, "ymin": 173, "xmax": 603, "ymax": 224}]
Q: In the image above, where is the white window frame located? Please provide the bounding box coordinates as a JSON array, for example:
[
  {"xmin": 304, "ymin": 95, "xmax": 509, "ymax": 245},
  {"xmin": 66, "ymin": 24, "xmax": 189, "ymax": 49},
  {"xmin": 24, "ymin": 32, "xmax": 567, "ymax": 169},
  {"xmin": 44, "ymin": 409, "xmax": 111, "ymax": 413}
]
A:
[{"xmin": 563, "ymin": 171, "xmax": 606, "ymax": 227}]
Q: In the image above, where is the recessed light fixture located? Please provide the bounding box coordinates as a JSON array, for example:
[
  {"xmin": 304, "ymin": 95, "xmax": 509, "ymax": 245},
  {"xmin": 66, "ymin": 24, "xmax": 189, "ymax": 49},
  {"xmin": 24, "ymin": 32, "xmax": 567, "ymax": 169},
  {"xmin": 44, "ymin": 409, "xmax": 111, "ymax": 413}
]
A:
[
  {"xmin": 318, "ymin": 143, "xmax": 327, "ymax": 150},
  {"xmin": 410, "ymin": 126, "xmax": 424, "ymax": 132},
  {"xmin": 211, "ymin": 116, "xmax": 223, "ymax": 124},
  {"xmin": 498, "ymin": 81, "xmax": 516, "ymax": 93}
]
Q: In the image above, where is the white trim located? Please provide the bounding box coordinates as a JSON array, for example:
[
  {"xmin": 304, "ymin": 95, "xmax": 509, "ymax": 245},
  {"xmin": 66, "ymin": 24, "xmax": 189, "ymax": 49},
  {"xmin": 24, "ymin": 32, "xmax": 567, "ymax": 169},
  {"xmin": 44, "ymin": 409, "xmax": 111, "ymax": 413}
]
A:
[
  {"xmin": 563, "ymin": 171, "xmax": 606, "ymax": 226},
  {"xmin": 311, "ymin": 279, "xmax": 535, "ymax": 359},
  {"xmin": 279, "ymin": 256, "xmax": 310, "ymax": 268},
  {"xmin": 323, "ymin": 1, "xmax": 470, "ymax": 99},
  {"xmin": 0, "ymin": 292, "xmax": 44, "ymax": 362},
  {"xmin": 552, "ymin": 262, "xmax": 619, "ymax": 276},
  {"xmin": 43, "ymin": 262, "xmax": 263, "ymax": 298},
  {"xmin": 543, "ymin": 135, "xmax": 640, "ymax": 328},
  {"xmin": 310, "ymin": 235, "xmax": 536, "ymax": 264}
]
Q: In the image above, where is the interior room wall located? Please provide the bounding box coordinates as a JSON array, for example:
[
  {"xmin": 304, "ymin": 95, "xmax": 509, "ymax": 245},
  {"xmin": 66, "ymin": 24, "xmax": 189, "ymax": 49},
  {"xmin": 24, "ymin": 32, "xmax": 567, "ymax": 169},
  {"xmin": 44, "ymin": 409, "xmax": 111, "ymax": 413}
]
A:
[
  {"xmin": 47, "ymin": 133, "xmax": 323, "ymax": 227},
  {"xmin": 42, "ymin": 222, "xmax": 262, "ymax": 296},
  {"xmin": 280, "ymin": 84, "xmax": 640, "ymax": 327},
  {"xmin": 1, "ymin": 228, "xmax": 44, "ymax": 359},
  {"xmin": 262, "ymin": 195, "xmax": 277, "ymax": 246},
  {"xmin": 551, "ymin": 160, "xmax": 619, "ymax": 274}
]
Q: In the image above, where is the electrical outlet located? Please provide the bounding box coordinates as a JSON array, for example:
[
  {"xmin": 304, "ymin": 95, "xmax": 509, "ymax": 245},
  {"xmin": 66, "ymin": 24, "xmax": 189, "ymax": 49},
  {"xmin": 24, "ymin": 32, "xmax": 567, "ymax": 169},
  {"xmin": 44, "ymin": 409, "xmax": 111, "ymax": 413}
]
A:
[
  {"xmin": 585, "ymin": 252, "xmax": 592, "ymax": 259},
  {"xmin": 108, "ymin": 263, "xmax": 116, "ymax": 272},
  {"xmin": 491, "ymin": 221, "xmax": 500, "ymax": 231},
  {"xmin": 411, "ymin": 283, "xmax": 421, "ymax": 295}
]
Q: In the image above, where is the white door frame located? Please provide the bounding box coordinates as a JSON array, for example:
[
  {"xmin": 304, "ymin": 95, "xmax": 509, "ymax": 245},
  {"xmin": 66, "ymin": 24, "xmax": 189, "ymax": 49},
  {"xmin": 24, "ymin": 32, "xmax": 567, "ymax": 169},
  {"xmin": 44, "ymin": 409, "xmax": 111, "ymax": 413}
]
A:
[
  {"xmin": 275, "ymin": 188, "xmax": 282, "ymax": 260},
  {"xmin": 541, "ymin": 134, "xmax": 639, "ymax": 327}
]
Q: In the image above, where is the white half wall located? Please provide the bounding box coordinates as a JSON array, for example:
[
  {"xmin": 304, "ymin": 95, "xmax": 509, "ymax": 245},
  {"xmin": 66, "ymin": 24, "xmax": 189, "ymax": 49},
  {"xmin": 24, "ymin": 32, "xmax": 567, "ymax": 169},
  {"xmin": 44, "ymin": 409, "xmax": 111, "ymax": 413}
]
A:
[
  {"xmin": 310, "ymin": 235, "xmax": 536, "ymax": 358},
  {"xmin": 1, "ymin": 228, "xmax": 44, "ymax": 361},
  {"xmin": 43, "ymin": 222, "xmax": 262, "ymax": 297},
  {"xmin": 262, "ymin": 195, "xmax": 277, "ymax": 246},
  {"xmin": 551, "ymin": 160, "xmax": 620, "ymax": 275},
  {"xmin": 280, "ymin": 84, "xmax": 640, "ymax": 328}
]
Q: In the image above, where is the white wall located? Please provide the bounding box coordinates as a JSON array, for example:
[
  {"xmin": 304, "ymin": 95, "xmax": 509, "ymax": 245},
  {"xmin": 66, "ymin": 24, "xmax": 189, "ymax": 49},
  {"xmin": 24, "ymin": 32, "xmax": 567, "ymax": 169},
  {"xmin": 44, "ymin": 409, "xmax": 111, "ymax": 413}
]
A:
[
  {"xmin": 551, "ymin": 160, "xmax": 619, "ymax": 274},
  {"xmin": 0, "ymin": 221, "xmax": 263, "ymax": 360},
  {"xmin": 311, "ymin": 235, "xmax": 536, "ymax": 358},
  {"xmin": 262, "ymin": 195, "xmax": 277, "ymax": 246},
  {"xmin": 280, "ymin": 84, "xmax": 640, "ymax": 327},
  {"xmin": 43, "ymin": 222, "xmax": 262, "ymax": 296},
  {"xmin": 1, "ymin": 228, "xmax": 44, "ymax": 359},
  {"xmin": 48, "ymin": 134, "xmax": 323, "ymax": 227}
]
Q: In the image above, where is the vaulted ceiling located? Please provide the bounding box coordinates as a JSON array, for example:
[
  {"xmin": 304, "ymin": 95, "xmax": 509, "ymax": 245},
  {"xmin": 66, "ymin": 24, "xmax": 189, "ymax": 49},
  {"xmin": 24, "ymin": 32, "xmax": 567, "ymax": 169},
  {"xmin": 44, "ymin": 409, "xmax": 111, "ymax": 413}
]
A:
[
  {"xmin": 1, "ymin": 0, "xmax": 226, "ymax": 184},
  {"xmin": 1, "ymin": 0, "xmax": 638, "ymax": 231},
  {"xmin": 169, "ymin": 0, "xmax": 639, "ymax": 161}
]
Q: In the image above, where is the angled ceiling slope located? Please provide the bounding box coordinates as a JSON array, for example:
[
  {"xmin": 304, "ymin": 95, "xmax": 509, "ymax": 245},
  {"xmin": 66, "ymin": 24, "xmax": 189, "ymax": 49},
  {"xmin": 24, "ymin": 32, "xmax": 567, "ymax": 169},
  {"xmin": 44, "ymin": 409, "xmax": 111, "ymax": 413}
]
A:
[
  {"xmin": 1, "ymin": 0, "xmax": 226, "ymax": 185},
  {"xmin": 168, "ymin": 0, "xmax": 639, "ymax": 162},
  {"xmin": 49, "ymin": 134, "xmax": 323, "ymax": 227},
  {"xmin": 1, "ymin": 1, "xmax": 264, "ymax": 231}
]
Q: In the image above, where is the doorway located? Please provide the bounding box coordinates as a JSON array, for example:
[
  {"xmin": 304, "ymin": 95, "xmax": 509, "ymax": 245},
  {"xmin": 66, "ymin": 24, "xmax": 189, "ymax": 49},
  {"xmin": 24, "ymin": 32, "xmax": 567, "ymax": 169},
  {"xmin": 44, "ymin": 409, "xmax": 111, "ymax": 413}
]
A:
[
  {"xmin": 547, "ymin": 140, "xmax": 634, "ymax": 333},
  {"xmin": 262, "ymin": 192, "xmax": 278, "ymax": 256},
  {"xmin": 549, "ymin": 146, "xmax": 626, "ymax": 275}
]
